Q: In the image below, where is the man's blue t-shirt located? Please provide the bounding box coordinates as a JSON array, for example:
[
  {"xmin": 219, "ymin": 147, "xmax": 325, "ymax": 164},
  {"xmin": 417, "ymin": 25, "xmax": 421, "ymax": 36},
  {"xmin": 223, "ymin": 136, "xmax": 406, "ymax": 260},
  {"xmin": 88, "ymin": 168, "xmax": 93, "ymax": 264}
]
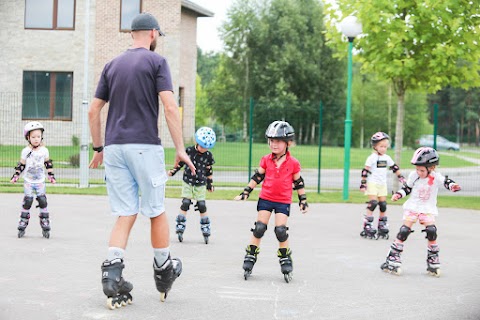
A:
[{"xmin": 95, "ymin": 48, "xmax": 173, "ymax": 146}]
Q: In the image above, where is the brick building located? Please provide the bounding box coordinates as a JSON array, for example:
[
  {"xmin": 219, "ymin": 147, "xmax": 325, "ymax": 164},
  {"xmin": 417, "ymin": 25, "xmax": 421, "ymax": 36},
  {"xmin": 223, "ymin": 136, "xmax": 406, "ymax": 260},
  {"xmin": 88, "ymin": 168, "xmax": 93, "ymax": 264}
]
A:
[{"xmin": 0, "ymin": 0, "xmax": 213, "ymax": 146}]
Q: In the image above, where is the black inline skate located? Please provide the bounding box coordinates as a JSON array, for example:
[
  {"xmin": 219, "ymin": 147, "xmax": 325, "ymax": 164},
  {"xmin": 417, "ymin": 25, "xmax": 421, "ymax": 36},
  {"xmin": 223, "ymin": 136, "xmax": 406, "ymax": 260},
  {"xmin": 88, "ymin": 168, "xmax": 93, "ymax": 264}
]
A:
[
  {"xmin": 277, "ymin": 248, "xmax": 293, "ymax": 283},
  {"xmin": 17, "ymin": 212, "xmax": 30, "ymax": 238},
  {"xmin": 101, "ymin": 258, "xmax": 133, "ymax": 310},
  {"xmin": 380, "ymin": 242, "xmax": 403, "ymax": 275},
  {"xmin": 243, "ymin": 245, "xmax": 259, "ymax": 280},
  {"xmin": 39, "ymin": 211, "xmax": 50, "ymax": 239},
  {"xmin": 153, "ymin": 257, "xmax": 182, "ymax": 302},
  {"xmin": 376, "ymin": 216, "xmax": 389, "ymax": 240},
  {"xmin": 360, "ymin": 216, "xmax": 377, "ymax": 239},
  {"xmin": 200, "ymin": 216, "xmax": 211, "ymax": 244},
  {"xmin": 426, "ymin": 244, "xmax": 441, "ymax": 277},
  {"xmin": 175, "ymin": 214, "xmax": 186, "ymax": 242}
]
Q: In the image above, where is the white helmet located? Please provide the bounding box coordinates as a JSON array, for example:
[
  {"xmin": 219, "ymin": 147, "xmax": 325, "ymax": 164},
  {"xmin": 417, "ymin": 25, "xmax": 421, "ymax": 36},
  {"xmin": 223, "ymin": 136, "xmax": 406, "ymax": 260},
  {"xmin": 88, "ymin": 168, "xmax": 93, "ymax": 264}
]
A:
[
  {"xmin": 195, "ymin": 127, "xmax": 216, "ymax": 149},
  {"xmin": 24, "ymin": 121, "xmax": 44, "ymax": 140}
]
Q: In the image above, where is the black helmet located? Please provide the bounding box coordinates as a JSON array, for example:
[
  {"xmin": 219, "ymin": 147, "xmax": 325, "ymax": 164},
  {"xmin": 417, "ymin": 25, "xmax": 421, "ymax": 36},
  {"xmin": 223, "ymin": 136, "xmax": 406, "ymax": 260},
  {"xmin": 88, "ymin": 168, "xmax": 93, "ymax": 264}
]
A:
[
  {"xmin": 265, "ymin": 121, "xmax": 295, "ymax": 141},
  {"xmin": 411, "ymin": 147, "xmax": 439, "ymax": 167},
  {"xmin": 371, "ymin": 131, "xmax": 390, "ymax": 146}
]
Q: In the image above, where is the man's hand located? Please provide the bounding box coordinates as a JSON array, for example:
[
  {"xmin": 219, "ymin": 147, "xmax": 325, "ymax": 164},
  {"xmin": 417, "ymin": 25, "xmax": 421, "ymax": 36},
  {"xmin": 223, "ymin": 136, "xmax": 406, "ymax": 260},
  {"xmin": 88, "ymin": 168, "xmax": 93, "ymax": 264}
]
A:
[
  {"xmin": 89, "ymin": 151, "xmax": 104, "ymax": 169},
  {"xmin": 176, "ymin": 150, "xmax": 195, "ymax": 176}
]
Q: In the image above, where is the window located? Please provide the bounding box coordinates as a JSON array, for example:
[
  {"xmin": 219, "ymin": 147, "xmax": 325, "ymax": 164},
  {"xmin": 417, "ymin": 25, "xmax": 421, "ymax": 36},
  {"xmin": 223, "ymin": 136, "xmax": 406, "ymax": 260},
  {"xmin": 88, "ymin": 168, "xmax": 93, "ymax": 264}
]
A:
[
  {"xmin": 120, "ymin": 0, "xmax": 142, "ymax": 31},
  {"xmin": 22, "ymin": 71, "xmax": 73, "ymax": 120},
  {"xmin": 25, "ymin": 0, "xmax": 75, "ymax": 30}
]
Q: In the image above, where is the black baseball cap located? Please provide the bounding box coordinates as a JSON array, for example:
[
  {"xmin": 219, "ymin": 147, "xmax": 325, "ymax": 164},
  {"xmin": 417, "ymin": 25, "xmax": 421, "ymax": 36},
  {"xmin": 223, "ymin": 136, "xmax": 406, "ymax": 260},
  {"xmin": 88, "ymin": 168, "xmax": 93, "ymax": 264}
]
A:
[{"xmin": 131, "ymin": 13, "xmax": 165, "ymax": 36}]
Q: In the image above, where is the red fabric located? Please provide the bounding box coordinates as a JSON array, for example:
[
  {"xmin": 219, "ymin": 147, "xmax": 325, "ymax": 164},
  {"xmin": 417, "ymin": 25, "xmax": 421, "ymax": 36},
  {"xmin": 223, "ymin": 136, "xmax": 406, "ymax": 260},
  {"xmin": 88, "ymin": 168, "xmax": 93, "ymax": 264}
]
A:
[{"xmin": 259, "ymin": 151, "xmax": 301, "ymax": 204}]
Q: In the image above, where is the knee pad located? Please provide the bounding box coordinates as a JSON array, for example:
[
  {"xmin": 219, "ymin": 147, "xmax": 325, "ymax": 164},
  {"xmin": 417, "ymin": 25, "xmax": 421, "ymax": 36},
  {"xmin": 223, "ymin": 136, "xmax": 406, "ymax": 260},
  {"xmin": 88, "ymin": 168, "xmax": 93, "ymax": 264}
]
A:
[
  {"xmin": 378, "ymin": 201, "xmax": 387, "ymax": 212},
  {"xmin": 422, "ymin": 225, "xmax": 437, "ymax": 241},
  {"xmin": 20, "ymin": 212, "xmax": 30, "ymax": 219},
  {"xmin": 396, "ymin": 225, "xmax": 412, "ymax": 241},
  {"xmin": 366, "ymin": 200, "xmax": 378, "ymax": 211},
  {"xmin": 195, "ymin": 200, "xmax": 207, "ymax": 214},
  {"xmin": 22, "ymin": 196, "xmax": 34, "ymax": 210},
  {"xmin": 180, "ymin": 198, "xmax": 192, "ymax": 211},
  {"xmin": 251, "ymin": 221, "xmax": 267, "ymax": 239},
  {"xmin": 39, "ymin": 212, "xmax": 49, "ymax": 219},
  {"xmin": 274, "ymin": 225, "xmax": 289, "ymax": 242},
  {"xmin": 200, "ymin": 216, "xmax": 210, "ymax": 225},
  {"xmin": 36, "ymin": 195, "xmax": 47, "ymax": 209},
  {"xmin": 176, "ymin": 213, "xmax": 186, "ymax": 223}
]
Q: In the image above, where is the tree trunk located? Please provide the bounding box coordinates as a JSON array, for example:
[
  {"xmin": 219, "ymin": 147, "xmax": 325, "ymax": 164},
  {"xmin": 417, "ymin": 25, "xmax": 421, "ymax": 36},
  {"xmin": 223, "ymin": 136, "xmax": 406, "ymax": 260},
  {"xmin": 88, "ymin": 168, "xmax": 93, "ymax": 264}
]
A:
[{"xmin": 393, "ymin": 91, "xmax": 405, "ymax": 192}]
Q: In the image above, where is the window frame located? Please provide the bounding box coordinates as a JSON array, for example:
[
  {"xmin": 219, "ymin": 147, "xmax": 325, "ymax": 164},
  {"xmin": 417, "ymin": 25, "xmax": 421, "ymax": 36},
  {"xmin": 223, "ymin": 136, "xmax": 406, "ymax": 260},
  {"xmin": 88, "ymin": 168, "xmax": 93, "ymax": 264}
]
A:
[
  {"xmin": 24, "ymin": 0, "xmax": 76, "ymax": 31},
  {"xmin": 120, "ymin": 0, "xmax": 142, "ymax": 32},
  {"xmin": 22, "ymin": 71, "xmax": 74, "ymax": 121}
]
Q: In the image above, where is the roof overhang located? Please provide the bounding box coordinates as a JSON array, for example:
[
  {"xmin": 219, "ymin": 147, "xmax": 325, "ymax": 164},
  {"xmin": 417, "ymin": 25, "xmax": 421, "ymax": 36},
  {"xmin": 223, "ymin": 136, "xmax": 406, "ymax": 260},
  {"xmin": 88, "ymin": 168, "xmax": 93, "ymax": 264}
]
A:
[{"xmin": 181, "ymin": 0, "xmax": 214, "ymax": 17}]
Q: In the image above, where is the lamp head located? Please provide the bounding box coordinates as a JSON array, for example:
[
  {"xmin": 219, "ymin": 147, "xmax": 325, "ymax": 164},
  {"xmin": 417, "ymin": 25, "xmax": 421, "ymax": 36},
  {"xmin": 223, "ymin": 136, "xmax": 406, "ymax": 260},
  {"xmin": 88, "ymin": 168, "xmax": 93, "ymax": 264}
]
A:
[{"xmin": 340, "ymin": 16, "xmax": 362, "ymax": 39}]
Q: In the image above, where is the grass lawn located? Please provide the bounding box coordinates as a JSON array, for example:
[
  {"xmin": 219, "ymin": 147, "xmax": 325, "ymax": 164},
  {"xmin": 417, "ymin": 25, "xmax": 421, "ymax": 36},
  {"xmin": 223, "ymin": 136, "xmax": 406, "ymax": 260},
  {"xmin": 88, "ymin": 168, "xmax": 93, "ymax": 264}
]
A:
[
  {"xmin": 1, "ymin": 183, "xmax": 478, "ymax": 210},
  {"xmin": 2, "ymin": 143, "xmax": 473, "ymax": 169}
]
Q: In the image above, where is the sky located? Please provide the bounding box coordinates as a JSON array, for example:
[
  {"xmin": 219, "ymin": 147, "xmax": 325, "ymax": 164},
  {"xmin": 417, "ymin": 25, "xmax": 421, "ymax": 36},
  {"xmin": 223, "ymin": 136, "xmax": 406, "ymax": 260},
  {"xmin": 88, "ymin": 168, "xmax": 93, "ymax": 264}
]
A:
[{"xmin": 191, "ymin": 0, "xmax": 234, "ymax": 53}]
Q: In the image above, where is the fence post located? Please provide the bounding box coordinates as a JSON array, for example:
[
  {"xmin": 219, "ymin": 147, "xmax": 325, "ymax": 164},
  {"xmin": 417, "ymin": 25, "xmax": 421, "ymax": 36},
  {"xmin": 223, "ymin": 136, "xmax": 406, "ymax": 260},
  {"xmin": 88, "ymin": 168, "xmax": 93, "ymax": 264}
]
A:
[
  {"xmin": 317, "ymin": 101, "xmax": 323, "ymax": 194},
  {"xmin": 433, "ymin": 103, "xmax": 438, "ymax": 150},
  {"xmin": 248, "ymin": 97, "xmax": 254, "ymax": 182}
]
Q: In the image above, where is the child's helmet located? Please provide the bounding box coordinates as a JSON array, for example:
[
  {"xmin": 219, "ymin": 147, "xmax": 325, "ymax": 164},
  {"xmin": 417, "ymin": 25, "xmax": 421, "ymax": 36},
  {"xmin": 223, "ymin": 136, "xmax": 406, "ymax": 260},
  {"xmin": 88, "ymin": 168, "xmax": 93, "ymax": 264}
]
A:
[
  {"xmin": 265, "ymin": 121, "xmax": 295, "ymax": 141},
  {"xmin": 24, "ymin": 121, "xmax": 44, "ymax": 140},
  {"xmin": 411, "ymin": 147, "xmax": 439, "ymax": 167},
  {"xmin": 371, "ymin": 132, "xmax": 390, "ymax": 146},
  {"xmin": 195, "ymin": 127, "xmax": 216, "ymax": 149}
]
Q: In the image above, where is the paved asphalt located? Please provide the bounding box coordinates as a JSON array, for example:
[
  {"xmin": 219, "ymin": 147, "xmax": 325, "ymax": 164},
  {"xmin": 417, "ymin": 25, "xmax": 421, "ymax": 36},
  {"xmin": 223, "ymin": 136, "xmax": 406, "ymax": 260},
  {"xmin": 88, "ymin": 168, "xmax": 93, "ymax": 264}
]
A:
[{"xmin": 1, "ymin": 194, "xmax": 479, "ymax": 320}]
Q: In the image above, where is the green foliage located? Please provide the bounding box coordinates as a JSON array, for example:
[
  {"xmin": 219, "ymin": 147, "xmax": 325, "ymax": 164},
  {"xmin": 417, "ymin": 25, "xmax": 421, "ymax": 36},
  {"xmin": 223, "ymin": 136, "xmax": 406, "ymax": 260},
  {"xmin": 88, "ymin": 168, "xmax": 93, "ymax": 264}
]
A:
[
  {"xmin": 71, "ymin": 135, "xmax": 80, "ymax": 146},
  {"xmin": 212, "ymin": 0, "xmax": 345, "ymax": 144},
  {"xmin": 325, "ymin": 0, "xmax": 480, "ymax": 162}
]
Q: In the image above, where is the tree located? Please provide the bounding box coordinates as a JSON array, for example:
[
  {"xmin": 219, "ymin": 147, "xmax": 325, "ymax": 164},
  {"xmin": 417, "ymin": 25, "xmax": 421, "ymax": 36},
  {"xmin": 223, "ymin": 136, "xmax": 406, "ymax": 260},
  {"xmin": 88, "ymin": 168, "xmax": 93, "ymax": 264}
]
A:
[
  {"xmin": 197, "ymin": 48, "xmax": 220, "ymax": 87},
  {"xmin": 325, "ymin": 1, "xmax": 480, "ymax": 164},
  {"xmin": 220, "ymin": 0, "xmax": 345, "ymax": 144}
]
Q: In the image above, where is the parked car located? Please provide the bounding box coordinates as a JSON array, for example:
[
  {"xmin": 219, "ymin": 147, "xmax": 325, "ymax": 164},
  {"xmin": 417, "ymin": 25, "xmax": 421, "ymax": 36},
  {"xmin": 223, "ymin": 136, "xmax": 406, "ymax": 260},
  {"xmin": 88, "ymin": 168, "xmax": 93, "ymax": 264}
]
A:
[{"xmin": 416, "ymin": 135, "xmax": 460, "ymax": 151}]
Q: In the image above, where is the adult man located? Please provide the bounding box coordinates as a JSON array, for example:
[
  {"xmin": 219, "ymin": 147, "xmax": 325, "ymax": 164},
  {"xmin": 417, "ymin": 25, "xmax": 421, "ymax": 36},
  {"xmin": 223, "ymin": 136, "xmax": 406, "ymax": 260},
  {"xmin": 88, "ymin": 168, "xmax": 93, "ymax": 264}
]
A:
[{"xmin": 88, "ymin": 12, "xmax": 195, "ymax": 308}]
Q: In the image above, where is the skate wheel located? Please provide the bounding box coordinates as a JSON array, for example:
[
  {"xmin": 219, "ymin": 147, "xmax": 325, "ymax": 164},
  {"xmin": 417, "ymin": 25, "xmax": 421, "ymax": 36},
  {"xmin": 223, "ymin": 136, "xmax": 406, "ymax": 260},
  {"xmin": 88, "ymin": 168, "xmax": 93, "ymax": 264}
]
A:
[
  {"xmin": 177, "ymin": 233, "xmax": 183, "ymax": 242},
  {"xmin": 18, "ymin": 230, "xmax": 25, "ymax": 238},
  {"xmin": 284, "ymin": 273, "xmax": 292, "ymax": 283},
  {"xmin": 428, "ymin": 269, "xmax": 441, "ymax": 277},
  {"xmin": 204, "ymin": 236, "xmax": 209, "ymax": 244},
  {"xmin": 160, "ymin": 291, "xmax": 167, "ymax": 302},
  {"xmin": 244, "ymin": 270, "xmax": 251, "ymax": 280},
  {"xmin": 42, "ymin": 230, "xmax": 50, "ymax": 239},
  {"xmin": 360, "ymin": 231, "xmax": 365, "ymax": 237},
  {"xmin": 106, "ymin": 297, "xmax": 116, "ymax": 310}
]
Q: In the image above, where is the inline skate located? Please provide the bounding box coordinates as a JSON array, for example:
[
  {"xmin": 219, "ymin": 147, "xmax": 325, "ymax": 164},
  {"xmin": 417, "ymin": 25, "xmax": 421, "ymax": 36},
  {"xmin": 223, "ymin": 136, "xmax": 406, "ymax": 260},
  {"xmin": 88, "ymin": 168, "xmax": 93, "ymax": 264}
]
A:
[
  {"xmin": 277, "ymin": 248, "xmax": 293, "ymax": 283},
  {"xmin": 101, "ymin": 258, "xmax": 133, "ymax": 310},
  {"xmin": 380, "ymin": 242, "xmax": 403, "ymax": 275},
  {"xmin": 17, "ymin": 212, "xmax": 30, "ymax": 238},
  {"xmin": 243, "ymin": 245, "xmax": 259, "ymax": 280},
  {"xmin": 426, "ymin": 244, "xmax": 441, "ymax": 277},
  {"xmin": 200, "ymin": 216, "xmax": 211, "ymax": 244},
  {"xmin": 153, "ymin": 257, "xmax": 182, "ymax": 302},
  {"xmin": 175, "ymin": 214, "xmax": 187, "ymax": 242},
  {"xmin": 376, "ymin": 216, "xmax": 389, "ymax": 240},
  {"xmin": 360, "ymin": 216, "xmax": 377, "ymax": 239},
  {"xmin": 39, "ymin": 211, "xmax": 50, "ymax": 239}
]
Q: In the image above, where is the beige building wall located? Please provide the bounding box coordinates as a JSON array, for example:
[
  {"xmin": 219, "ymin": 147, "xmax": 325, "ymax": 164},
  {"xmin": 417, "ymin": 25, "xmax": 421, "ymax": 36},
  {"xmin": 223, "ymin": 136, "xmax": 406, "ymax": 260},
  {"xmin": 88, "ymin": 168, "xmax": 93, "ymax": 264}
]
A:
[
  {"xmin": 0, "ymin": 0, "xmax": 211, "ymax": 147},
  {"xmin": 0, "ymin": 0, "xmax": 96, "ymax": 146}
]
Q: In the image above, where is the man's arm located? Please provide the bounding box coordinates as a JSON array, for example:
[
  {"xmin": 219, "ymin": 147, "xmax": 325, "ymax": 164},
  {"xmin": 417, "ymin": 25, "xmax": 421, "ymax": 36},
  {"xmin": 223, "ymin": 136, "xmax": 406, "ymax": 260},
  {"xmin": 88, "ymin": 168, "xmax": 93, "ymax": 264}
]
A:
[
  {"xmin": 159, "ymin": 91, "xmax": 196, "ymax": 175},
  {"xmin": 88, "ymin": 98, "xmax": 106, "ymax": 168}
]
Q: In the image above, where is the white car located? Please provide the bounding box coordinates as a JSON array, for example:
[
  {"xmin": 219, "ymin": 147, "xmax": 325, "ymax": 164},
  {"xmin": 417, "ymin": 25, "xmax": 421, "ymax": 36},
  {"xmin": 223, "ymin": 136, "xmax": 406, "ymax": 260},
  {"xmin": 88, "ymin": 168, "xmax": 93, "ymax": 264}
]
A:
[{"xmin": 416, "ymin": 135, "xmax": 460, "ymax": 151}]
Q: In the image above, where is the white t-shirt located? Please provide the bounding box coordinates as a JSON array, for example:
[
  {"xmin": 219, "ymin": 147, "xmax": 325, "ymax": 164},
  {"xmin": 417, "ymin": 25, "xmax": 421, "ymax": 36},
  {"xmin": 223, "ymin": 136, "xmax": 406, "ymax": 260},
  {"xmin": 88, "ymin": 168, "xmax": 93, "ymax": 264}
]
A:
[
  {"xmin": 403, "ymin": 170, "xmax": 446, "ymax": 216},
  {"xmin": 364, "ymin": 153, "xmax": 395, "ymax": 185},
  {"xmin": 20, "ymin": 146, "xmax": 50, "ymax": 184}
]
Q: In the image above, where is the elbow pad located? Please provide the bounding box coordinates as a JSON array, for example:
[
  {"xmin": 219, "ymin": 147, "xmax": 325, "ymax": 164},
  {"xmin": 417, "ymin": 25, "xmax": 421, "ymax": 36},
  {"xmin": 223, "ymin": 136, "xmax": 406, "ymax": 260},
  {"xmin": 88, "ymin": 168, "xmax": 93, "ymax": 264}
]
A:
[
  {"xmin": 44, "ymin": 159, "xmax": 53, "ymax": 169},
  {"xmin": 293, "ymin": 176, "xmax": 305, "ymax": 190},
  {"xmin": 251, "ymin": 169, "xmax": 265, "ymax": 184},
  {"xmin": 390, "ymin": 164, "xmax": 400, "ymax": 173},
  {"xmin": 361, "ymin": 168, "xmax": 371, "ymax": 178}
]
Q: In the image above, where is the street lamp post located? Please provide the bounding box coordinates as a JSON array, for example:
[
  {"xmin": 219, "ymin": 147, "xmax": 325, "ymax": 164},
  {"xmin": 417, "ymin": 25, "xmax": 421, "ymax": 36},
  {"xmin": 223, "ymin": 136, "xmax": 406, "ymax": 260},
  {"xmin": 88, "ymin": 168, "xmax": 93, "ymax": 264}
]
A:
[{"xmin": 340, "ymin": 16, "xmax": 362, "ymax": 200}]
